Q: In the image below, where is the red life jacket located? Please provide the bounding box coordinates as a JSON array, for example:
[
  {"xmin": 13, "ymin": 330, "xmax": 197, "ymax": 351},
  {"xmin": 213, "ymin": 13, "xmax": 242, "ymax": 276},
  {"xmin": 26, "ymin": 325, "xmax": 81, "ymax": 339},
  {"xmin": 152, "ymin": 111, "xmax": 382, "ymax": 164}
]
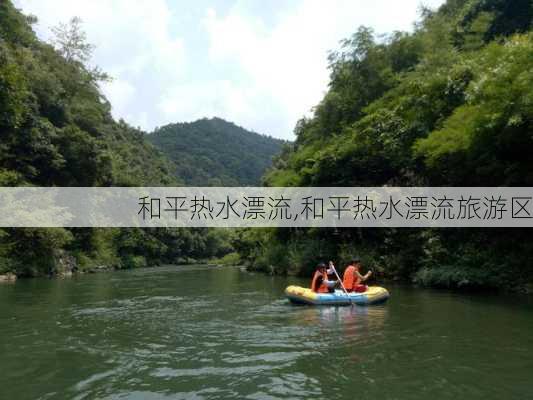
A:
[
  {"xmin": 311, "ymin": 270, "xmax": 329, "ymax": 293},
  {"xmin": 342, "ymin": 264, "xmax": 360, "ymax": 291}
]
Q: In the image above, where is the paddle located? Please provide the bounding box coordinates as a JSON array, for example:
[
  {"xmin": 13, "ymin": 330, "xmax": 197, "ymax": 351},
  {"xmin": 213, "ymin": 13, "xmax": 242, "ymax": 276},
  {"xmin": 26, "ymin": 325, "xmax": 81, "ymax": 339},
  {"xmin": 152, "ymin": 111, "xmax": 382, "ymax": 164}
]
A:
[{"xmin": 328, "ymin": 261, "xmax": 355, "ymax": 307}]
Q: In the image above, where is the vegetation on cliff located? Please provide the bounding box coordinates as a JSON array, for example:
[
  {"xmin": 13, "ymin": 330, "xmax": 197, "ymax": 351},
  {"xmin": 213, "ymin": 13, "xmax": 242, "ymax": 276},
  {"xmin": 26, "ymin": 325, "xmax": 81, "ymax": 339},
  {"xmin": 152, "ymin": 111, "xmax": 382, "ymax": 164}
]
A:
[
  {"xmin": 0, "ymin": 2, "xmax": 233, "ymax": 276},
  {"xmin": 239, "ymin": 0, "xmax": 533, "ymax": 291}
]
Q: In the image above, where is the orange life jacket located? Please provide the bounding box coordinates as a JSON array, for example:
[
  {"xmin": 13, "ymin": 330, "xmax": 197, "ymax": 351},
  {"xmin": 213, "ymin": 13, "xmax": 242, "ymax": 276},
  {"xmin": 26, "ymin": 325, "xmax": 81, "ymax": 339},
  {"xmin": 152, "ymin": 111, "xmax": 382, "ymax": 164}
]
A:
[
  {"xmin": 342, "ymin": 265, "xmax": 361, "ymax": 291},
  {"xmin": 311, "ymin": 270, "xmax": 329, "ymax": 293}
]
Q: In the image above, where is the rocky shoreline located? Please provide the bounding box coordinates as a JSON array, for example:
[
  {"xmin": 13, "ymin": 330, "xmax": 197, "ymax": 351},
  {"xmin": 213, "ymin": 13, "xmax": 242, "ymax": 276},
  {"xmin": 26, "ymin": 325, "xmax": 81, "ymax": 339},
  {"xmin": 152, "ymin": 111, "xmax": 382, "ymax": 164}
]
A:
[{"xmin": 0, "ymin": 250, "xmax": 115, "ymax": 283}]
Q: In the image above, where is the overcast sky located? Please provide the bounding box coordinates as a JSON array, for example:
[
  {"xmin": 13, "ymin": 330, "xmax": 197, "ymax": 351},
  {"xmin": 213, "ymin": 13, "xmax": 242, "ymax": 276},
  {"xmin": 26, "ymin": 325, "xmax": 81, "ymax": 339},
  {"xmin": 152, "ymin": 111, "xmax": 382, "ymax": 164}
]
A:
[{"xmin": 14, "ymin": 0, "xmax": 445, "ymax": 140}]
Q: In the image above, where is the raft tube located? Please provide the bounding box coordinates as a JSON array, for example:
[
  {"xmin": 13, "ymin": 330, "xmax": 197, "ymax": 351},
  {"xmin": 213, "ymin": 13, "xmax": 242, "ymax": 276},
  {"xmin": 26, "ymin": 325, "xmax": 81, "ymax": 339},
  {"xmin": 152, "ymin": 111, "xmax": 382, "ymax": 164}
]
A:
[{"xmin": 285, "ymin": 285, "xmax": 389, "ymax": 306}]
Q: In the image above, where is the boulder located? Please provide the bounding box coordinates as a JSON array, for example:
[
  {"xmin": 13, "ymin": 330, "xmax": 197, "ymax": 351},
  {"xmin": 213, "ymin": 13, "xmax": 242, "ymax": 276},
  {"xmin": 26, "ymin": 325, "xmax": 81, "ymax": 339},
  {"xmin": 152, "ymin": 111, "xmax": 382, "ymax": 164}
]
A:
[
  {"xmin": 54, "ymin": 251, "xmax": 77, "ymax": 278},
  {"xmin": 0, "ymin": 272, "xmax": 17, "ymax": 282}
]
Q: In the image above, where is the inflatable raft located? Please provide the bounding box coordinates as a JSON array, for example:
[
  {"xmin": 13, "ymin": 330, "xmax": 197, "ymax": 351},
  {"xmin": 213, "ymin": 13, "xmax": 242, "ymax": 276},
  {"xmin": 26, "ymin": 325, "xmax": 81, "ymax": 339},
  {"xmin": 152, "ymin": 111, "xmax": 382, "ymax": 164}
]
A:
[{"xmin": 285, "ymin": 285, "xmax": 390, "ymax": 306}]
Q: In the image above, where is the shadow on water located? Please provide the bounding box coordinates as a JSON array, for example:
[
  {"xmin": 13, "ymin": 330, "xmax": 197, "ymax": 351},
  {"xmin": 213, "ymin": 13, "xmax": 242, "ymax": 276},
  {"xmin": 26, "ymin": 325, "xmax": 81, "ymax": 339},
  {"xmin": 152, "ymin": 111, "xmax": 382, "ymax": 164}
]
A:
[{"xmin": 0, "ymin": 265, "xmax": 532, "ymax": 400}]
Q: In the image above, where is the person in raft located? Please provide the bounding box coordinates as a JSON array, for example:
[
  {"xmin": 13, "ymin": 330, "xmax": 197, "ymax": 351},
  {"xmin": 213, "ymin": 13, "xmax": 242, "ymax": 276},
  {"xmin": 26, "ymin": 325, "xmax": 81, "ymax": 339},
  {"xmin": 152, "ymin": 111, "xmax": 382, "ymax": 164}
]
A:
[
  {"xmin": 311, "ymin": 262, "xmax": 337, "ymax": 293},
  {"xmin": 342, "ymin": 257, "xmax": 372, "ymax": 293},
  {"xmin": 326, "ymin": 260, "xmax": 338, "ymax": 283}
]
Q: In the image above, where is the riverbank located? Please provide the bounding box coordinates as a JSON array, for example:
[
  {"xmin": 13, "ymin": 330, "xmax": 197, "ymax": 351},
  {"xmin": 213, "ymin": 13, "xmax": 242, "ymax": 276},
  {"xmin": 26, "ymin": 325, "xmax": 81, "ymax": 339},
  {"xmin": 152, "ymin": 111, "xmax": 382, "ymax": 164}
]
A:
[
  {"xmin": 236, "ymin": 227, "xmax": 533, "ymax": 294},
  {"xmin": 0, "ymin": 252, "xmax": 241, "ymax": 283}
]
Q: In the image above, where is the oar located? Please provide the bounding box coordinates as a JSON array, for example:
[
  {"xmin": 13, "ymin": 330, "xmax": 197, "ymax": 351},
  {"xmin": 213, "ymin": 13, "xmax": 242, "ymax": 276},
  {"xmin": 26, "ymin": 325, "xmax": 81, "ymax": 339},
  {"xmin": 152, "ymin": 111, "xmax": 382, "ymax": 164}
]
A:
[{"xmin": 329, "ymin": 262, "xmax": 355, "ymax": 307}]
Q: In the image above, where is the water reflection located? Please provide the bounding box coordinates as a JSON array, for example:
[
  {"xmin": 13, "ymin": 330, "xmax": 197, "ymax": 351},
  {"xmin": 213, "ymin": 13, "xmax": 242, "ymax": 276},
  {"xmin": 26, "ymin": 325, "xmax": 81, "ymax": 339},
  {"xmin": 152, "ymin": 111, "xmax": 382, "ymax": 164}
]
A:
[{"xmin": 292, "ymin": 304, "xmax": 388, "ymax": 333}]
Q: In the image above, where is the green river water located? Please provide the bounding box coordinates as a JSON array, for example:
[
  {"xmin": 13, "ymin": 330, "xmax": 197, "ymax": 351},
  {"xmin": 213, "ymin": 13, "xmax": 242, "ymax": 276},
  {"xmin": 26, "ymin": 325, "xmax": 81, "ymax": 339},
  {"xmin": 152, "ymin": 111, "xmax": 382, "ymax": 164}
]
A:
[{"xmin": 0, "ymin": 265, "xmax": 532, "ymax": 400}]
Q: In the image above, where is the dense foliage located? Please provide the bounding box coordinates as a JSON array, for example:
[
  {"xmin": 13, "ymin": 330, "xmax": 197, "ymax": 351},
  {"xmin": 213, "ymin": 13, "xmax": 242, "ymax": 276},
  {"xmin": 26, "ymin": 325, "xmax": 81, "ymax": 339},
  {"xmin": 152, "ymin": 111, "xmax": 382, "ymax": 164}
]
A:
[
  {"xmin": 3, "ymin": 0, "xmax": 533, "ymax": 291},
  {"xmin": 148, "ymin": 118, "xmax": 285, "ymax": 186},
  {"xmin": 240, "ymin": 0, "xmax": 533, "ymax": 291},
  {"xmin": 0, "ymin": 2, "xmax": 234, "ymax": 276}
]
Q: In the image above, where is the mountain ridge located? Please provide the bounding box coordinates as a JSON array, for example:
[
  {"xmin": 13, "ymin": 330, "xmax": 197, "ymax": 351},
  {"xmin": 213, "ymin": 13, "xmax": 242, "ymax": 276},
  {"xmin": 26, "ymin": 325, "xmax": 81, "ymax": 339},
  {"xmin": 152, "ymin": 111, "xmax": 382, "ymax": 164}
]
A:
[{"xmin": 148, "ymin": 117, "xmax": 287, "ymax": 186}]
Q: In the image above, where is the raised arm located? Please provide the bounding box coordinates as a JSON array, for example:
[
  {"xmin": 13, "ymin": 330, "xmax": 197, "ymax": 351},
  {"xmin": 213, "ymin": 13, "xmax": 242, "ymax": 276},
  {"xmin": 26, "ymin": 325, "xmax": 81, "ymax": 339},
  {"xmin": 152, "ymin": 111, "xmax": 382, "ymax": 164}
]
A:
[{"xmin": 356, "ymin": 270, "xmax": 372, "ymax": 282}]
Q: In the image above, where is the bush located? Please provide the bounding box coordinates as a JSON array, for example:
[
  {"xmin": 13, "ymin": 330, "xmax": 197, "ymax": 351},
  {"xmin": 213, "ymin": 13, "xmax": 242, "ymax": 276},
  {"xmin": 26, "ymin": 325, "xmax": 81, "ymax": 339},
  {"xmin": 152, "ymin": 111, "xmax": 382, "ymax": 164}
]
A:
[
  {"xmin": 414, "ymin": 235, "xmax": 509, "ymax": 289},
  {"xmin": 211, "ymin": 252, "xmax": 241, "ymax": 266},
  {"xmin": 9, "ymin": 228, "xmax": 73, "ymax": 277},
  {"xmin": 73, "ymin": 252, "xmax": 93, "ymax": 271},
  {"xmin": 251, "ymin": 242, "xmax": 289, "ymax": 275},
  {"xmin": 0, "ymin": 256, "xmax": 15, "ymax": 274},
  {"xmin": 122, "ymin": 255, "xmax": 147, "ymax": 269},
  {"xmin": 285, "ymin": 237, "xmax": 336, "ymax": 276},
  {"xmin": 413, "ymin": 265, "xmax": 499, "ymax": 289}
]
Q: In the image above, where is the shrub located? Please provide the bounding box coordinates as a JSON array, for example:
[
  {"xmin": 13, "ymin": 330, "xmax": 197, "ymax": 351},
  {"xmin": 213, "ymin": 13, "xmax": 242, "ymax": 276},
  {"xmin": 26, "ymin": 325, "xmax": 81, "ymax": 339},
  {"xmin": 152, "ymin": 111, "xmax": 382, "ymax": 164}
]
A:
[{"xmin": 122, "ymin": 255, "xmax": 147, "ymax": 269}]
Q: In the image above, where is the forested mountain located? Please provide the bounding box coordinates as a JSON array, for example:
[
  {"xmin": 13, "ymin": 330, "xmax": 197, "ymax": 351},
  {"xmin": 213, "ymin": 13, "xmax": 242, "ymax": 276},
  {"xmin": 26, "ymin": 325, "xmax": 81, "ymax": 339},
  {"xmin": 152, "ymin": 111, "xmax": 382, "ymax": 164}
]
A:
[
  {"xmin": 238, "ymin": 0, "xmax": 533, "ymax": 291},
  {"xmin": 0, "ymin": 1, "xmax": 232, "ymax": 277},
  {"xmin": 0, "ymin": 7, "xmax": 175, "ymax": 187},
  {"xmin": 148, "ymin": 118, "xmax": 285, "ymax": 186},
  {"xmin": 3, "ymin": 0, "xmax": 533, "ymax": 291}
]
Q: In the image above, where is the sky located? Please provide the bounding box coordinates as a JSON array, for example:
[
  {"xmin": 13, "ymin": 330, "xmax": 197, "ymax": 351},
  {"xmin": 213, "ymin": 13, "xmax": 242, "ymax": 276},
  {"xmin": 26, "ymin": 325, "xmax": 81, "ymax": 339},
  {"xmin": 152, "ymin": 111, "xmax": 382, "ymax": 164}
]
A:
[{"xmin": 13, "ymin": 0, "xmax": 445, "ymax": 140}]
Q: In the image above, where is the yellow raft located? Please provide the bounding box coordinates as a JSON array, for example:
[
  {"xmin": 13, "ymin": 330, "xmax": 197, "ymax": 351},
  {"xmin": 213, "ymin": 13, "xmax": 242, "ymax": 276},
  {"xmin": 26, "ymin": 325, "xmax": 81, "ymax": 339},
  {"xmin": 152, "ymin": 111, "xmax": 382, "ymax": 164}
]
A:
[{"xmin": 285, "ymin": 285, "xmax": 390, "ymax": 306}]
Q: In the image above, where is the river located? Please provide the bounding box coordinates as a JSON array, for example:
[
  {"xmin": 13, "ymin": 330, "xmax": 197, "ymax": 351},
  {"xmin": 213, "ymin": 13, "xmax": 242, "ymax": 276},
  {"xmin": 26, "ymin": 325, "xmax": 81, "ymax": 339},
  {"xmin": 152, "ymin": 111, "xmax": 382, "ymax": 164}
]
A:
[{"xmin": 0, "ymin": 265, "xmax": 532, "ymax": 400}]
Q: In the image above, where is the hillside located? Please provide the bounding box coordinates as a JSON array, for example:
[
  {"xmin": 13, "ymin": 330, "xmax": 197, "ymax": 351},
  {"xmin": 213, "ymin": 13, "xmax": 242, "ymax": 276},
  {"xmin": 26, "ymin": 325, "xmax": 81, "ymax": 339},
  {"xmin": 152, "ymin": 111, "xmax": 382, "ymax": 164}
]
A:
[
  {"xmin": 0, "ymin": 1, "xmax": 232, "ymax": 276},
  {"xmin": 148, "ymin": 118, "xmax": 286, "ymax": 186},
  {"xmin": 238, "ymin": 0, "xmax": 533, "ymax": 290},
  {"xmin": 0, "ymin": 5, "xmax": 175, "ymax": 188}
]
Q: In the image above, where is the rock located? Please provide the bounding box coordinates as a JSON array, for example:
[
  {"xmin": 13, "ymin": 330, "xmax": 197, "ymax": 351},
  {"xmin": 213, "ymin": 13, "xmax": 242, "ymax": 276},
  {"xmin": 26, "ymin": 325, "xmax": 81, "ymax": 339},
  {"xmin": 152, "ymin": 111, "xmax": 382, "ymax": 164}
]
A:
[
  {"xmin": 59, "ymin": 270, "xmax": 73, "ymax": 278},
  {"xmin": 0, "ymin": 272, "xmax": 17, "ymax": 283},
  {"xmin": 53, "ymin": 250, "xmax": 77, "ymax": 278},
  {"xmin": 87, "ymin": 265, "xmax": 110, "ymax": 274}
]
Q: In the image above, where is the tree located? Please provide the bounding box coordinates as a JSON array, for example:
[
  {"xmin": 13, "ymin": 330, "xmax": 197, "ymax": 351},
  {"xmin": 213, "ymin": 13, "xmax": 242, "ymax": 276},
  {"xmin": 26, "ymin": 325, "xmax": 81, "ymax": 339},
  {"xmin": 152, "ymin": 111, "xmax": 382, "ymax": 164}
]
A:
[
  {"xmin": 50, "ymin": 16, "xmax": 110, "ymax": 83},
  {"xmin": 51, "ymin": 17, "xmax": 93, "ymax": 64},
  {"xmin": 248, "ymin": 0, "xmax": 533, "ymax": 290}
]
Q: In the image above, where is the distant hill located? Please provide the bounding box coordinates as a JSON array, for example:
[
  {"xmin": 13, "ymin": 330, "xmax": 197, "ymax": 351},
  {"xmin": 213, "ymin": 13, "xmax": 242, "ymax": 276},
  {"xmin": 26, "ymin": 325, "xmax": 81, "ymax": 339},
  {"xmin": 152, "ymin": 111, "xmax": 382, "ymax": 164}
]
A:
[{"xmin": 148, "ymin": 118, "xmax": 286, "ymax": 186}]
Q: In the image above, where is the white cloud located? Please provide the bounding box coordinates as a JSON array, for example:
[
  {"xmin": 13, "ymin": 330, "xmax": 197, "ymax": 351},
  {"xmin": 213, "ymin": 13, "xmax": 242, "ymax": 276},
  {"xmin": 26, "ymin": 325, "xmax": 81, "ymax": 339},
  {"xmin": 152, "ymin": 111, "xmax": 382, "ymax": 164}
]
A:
[
  {"xmin": 13, "ymin": 0, "xmax": 186, "ymax": 130},
  {"xmin": 100, "ymin": 78, "xmax": 135, "ymax": 119},
  {"xmin": 157, "ymin": 79, "xmax": 280, "ymax": 134},
  {"xmin": 200, "ymin": 0, "xmax": 445, "ymax": 138},
  {"xmin": 13, "ymin": 0, "xmax": 445, "ymax": 139}
]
